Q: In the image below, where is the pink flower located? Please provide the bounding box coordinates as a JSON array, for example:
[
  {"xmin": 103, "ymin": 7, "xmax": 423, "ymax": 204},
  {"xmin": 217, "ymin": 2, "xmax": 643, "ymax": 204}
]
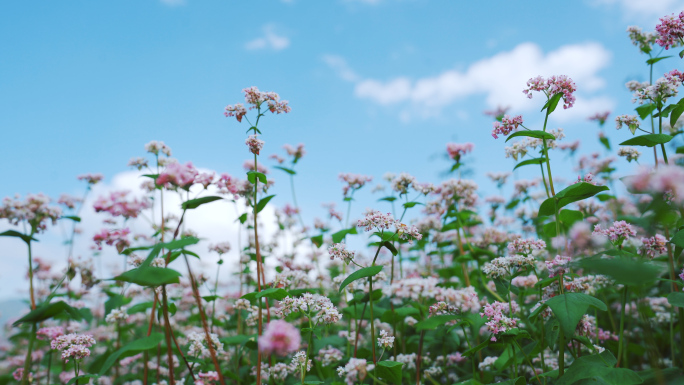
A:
[
  {"xmin": 93, "ymin": 228, "xmax": 130, "ymax": 252},
  {"xmin": 77, "ymin": 173, "xmax": 104, "ymax": 185},
  {"xmin": 156, "ymin": 162, "xmax": 199, "ymax": 189},
  {"xmin": 259, "ymin": 320, "xmax": 301, "ymax": 356},
  {"xmin": 224, "ymin": 103, "xmax": 247, "ymax": 122},
  {"xmin": 93, "ymin": 191, "xmax": 150, "ymax": 219},
  {"xmin": 209, "ymin": 242, "xmax": 231, "ymax": 255},
  {"xmin": 195, "ymin": 172, "xmax": 215, "ymax": 189},
  {"xmin": 491, "ymin": 115, "xmax": 523, "ymax": 139},
  {"xmin": 246, "ymin": 135, "xmax": 265, "ymax": 155},
  {"xmin": 588, "ymin": 111, "xmax": 610, "ymax": 125},
  {"xmin": 546, "ymin": 255, "xmax": 571, "ymax": 278},
  {"xmin": 144, "ymin": 140, "xmax": 172, "ymax": 156},
  {"xmin": 593, "ymin": 221, "xmax": 637, "ymax": 244},
  {"xmin": 641, "ymin": 234, "xmax": 667, "ymax": 258},
  {"xmin": 37, "ymin": 326, "xmax": 64, "ymax": 341},
  {"xmin": 446, "ymin": 142, "xmax": 474, "ymax": 162},
  {"xmin": 523, "ymin": 75, "xmax": 577, "ymax": 109},
  {"xmin": 283, "ymin": 143, "xmax": 306, "ymax": 162},
  {"xmin": 655, "ymin": 12, "xmax": 684, "ymax": 49},
  {"xmin": 480, "ymin": 301, "xmax": 519, "ymax": 341},
  {"xmin": 339, "ymin": 173, "xmax": 373, "ymax": 196}
]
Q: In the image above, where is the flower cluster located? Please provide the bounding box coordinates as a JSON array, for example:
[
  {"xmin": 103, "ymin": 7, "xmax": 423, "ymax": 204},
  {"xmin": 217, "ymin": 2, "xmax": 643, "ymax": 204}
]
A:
[
  {"xmin": 377, "ymin": 330, "xmax": 394, "ymax": 349},
  {"xmin": 246, "ymin": 135, "xmax": 265, "ymax": 155},
  {"xmin": 339, "ymin": 173, "xmax": 373, "ymax": 196},
  {"xmin": 186, "ymin": 331, "xmax": 223, "ymax": 359},
  {"xmin": 50, "ymin": 334, "xmax": 96, "ymax": 363},
  {"xmin": 337, "ymin": 358, "xmax": 374, "ymax": 385},
  {"xmin": 655, "ymin": 11, "xmax": 684, "ymax": 49},
  {"xmin": 482, "ymin": 255, "xmax": 535, "ymax": 278},
  {"xmin": 546, "ymin": 255, "xmax": 571, "ymax": 278},
  {"xmin": 93, "ymin": 191, "xmax": 150, "ymax": 219},
  {"xmin": 0, "ymin": 194, "xmax": 62, "ymax": 232},
  {"xmin": 641, "ymin": 234, "xmax": 668, "ymax": 258},
  {"xmin": 328, "ymin": 242, "xmax": 355, "ymax": 264},
  {"xmin": 93, "ymin": 228, "xmax": 130, "ymax": 252},
  {"xmin": 156, "ymin": 162, "xmax": 199, "ymax": 189},
  {"xmin": 523, "ymin": 75, "xmax": 577, "ymax": 109},
  {"xmin": 317, "ymin": 346, "xmax": 344, "ymax": 366},
  {"xmin": 491, "ymin": 115, "xmax": 523, "ymax": 139},
  {"xmin": 618, "ymin": 147, "xmax": 641, "ymax": 162},
  {"xmin": 446, "ymin": 142, "xmax": 474, "ymax": 162},
  {"xmin": 259, "ymin": 320, "xmax": 301, "ymax": 356},
  {"xmin": 507, "ymin": 237, "xmax": 546, "ymax": 255},
  {"xmin": 77, "ymin": 173, "xmax": 104, "ymax": 185},
  {"xmin": 276, "ymin": 293, "xmax": 342, "ymax": 325},
  {"xmin": 145, "ymin": 140, "xmax": 172, "ymax": 156},
  {"xmin": 593, "ymin": 221, "xmax": 637, "ymax": 244},
  {"xmin": 481, "ymin": 302, "xmax": 519, "ymax": 341}
]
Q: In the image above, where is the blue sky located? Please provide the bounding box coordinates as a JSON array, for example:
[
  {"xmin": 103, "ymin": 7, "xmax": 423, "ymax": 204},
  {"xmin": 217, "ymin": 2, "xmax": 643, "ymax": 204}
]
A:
[{"xmin": 1, "ymin": 0, "xmax": 683, "ymax": 299}]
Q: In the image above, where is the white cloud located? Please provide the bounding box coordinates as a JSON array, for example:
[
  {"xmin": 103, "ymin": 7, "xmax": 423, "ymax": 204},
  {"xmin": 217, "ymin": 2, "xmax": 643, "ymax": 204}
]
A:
[
  {"xmin": 245, "ymin": 25, "xmax": 290, "ymax": 51},
  {"xmin": 159, "ymin": 0, "xmax": 185, "ymax": 6},
  {"xmin": 331, "ymin": 42, "xmax": 614, "ymax": 121},
  {"xmin": 0, "ymin": 169, "xmax": 285, "ymax": 301},
  {"xmin": 592, "ymin": 0, "xmax": 684, "ymax": 23},
  {"xmin": 322, "ymin": 55, "xmax": 360, "ymax": 82}
]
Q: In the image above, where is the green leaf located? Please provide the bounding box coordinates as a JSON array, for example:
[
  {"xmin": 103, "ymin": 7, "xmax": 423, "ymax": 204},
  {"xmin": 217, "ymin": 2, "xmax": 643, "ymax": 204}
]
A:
[
  {"xmin": 246, "ymin": 171, "xmax": 267, "ymax": 184},
  {"xmin": 668, "ymin": 292, "xmax": 684, "ymax": 308},
  {"xmin": 105, "ymin": 294, "xmax": 131, "ymax": 316},
  {"xmin": 382, "ymin": 241, "xmax": 398, "ymax": 256},
  {"xmin": 13, "ymin": 301, "xmax": 83, "ymax": 326},
  {"xmin": 513, "ymin": 157, "xmax": 546, "ymax": 171},
  {"xmin": 557, "ymin": 351, "xmax": 642, "ymax": 385},
  {"xmin": 376, "ymin": 361, "xmax": 403, "ymax": 383},
  {"xmin": 61, "ymin": 215, "xmax": 81, "ymax": 222},
  {"xmin": 256, "ymin": 195, "xmax": 275, "ymax": 214},
  {"xmin": 599, "ymin": 136, "xmax": 611, "ymax": 151},
  {"xmin": 303, "ymin": 382, "xmax": 324, "ymax": 385},
  {"xmin": 331, "ymin": 227, "xmax": 357, "ymax": 244},
  {"xmin": 114, "ymin": 267, "xmax": 182, "ymax": 287},
  {"xmin": 505, "ymin": 130, "xmax": 555, "ymax": 143},
  {"xmin": 181, "ymin": 196, "xmax": 222, "ymax": 210},
  {"xmin": 0, "ymin": 230, "xmax": 37, "ymax": 245},
  {"xmin": 66, "ymin": 375, "xmax": 99, "ymax": 385},
  {"xmin": 646, "ymin": 56, "xmax": 671, "ymax": 65},
  {"xmin": 581, "ymin": 255, "xmax": 662, "ymax": 286},
  {"xmin": 543, "ymin": 92, "xmax": 564, "ymax": 114},
  {"xmin": 378, "ymin": 196, "xmax": 397, "ymax": 202},
  {"xmin": 219, "ymin": 335, "xmax": 251, "ymax": 346},
  {"xmin": 543, "ymin": 293, "xmax": 607, "ymax": 337},
  {"xmin": 403, "ymin": 201, "xmax": 423, "ymax": 209},
  {"xmin": 415, "ymin": 315, "xmax": 460, "ymax": 331},
  {"xmin": 543, "ymin": 209, "xmax": 584, "ymax": 237},
  {"xmin": 538, "ymin": 183, "xmax": 609, "ymax": 217},
  {"xmin": 494, "ymin": 377, "xmax": 526, "ymax": 385},
  {"xmin": 338, "ymin": 265, "xmax": 383, "ymax": 292},
  {"xmin": 619, "ymin": 134, "xmax": 673, "ymax": 147},
  {"xmin": 99, "ymin": 333, "xmax": 164, "ymax": 375},
  {"xmin": 310, "ymin": 234, "xmax": 323, "ymax": 248},
  {"xmin": 127, "ymin": 301, "xmax": 154, "ymax": 314},
  {"xmin": 273, "ymin": 166, "xmax": 296, "ymax": 175},
  {"xmin": 463, "ymin": 338, "xmax": 490, "ymax": 357},
  {"xmin": 636, "ymin": 103, "xmax": 656, "ymax": 120},
  {"xmin": 670, "ymin": 229, "xmax": 684, "ymax": 248},
  {"xmin": 671, "ymin": 99, "xmax": 684, "ymax": 127},
  {"xmin": 241, "ymin": 287, "xmax": 290, "ymax": 302}
]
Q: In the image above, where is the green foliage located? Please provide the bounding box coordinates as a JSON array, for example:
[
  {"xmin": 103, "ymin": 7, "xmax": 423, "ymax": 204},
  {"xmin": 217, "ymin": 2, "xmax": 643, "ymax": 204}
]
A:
[
  {"xmin": 338, "ymin": 265, "xmax": 383, "ymax": 292},
  {"xmin": 538, "ymin": 183, "xmax": 609, "ymax": 217}
]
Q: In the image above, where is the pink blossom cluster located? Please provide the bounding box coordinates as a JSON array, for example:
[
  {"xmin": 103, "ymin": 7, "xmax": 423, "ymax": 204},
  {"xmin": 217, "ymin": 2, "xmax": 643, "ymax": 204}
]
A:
[
  {"xmin": 316, "ymin": 346, "xmax": 344, "ymax": 367},
  {"xmin": 446, "ymin": 142, "xmax": 474, "ymax": 162},
  {"xmin": 357, "ymin": 210, "xmax": 396, "ymax": 232},
  {"xmin": 641, "ymin": 234, "xmax": 667, "ymax": 258},
  {"xmin": 483, "ymin": 105, "xmax": 510, "ymax": 118},
  {"xmin": 283, "ymin": 143, "xmax": 306, "ymax": 162},
  {"xmin": 209, "ymin": 242, "xmax": 231, "ymax": 255},
  {"xmin": 290, "ymin": 351, "xmax": 312, "ymax": 374},
  {"xmin": 546, "ymin": 255, "xmax": 571, "ymax": 278},
  {"xmin": 588, "ymin": 111, "xmax": 610, "ymax": 125},
  {"xmin": 246, "ymin": 135, "xmax": 265, "ymax": 155},
  {"xmin": 224, "ymin": 103, "xmax": 248, "ymax": 122},
  {"xmin": 58, "ymin": 194, "xmax": 81, "ymax": 209},
  {"xmin": 391, "ymin": 173, "xmax": 416, "ymax": 194},
  {"xmin": 428, "ymin": 301, "xmax": 459, "ymax": 317},
  {"xmin": 511, "ymin": 274, "xmax": 539, "ymax": 288},
  {"xmin": 480, "ymin": 302, "xmax": 519, "ymax": 341},
  {"xmin": 328, "ymin": 243, "xmax": 355, "ymax": 264},
  {"xmin": 523, "ymin": 75, "xmax": 577, "ymax": 109},
  {"xmin": 276, "ymin": 293, "xmax": 341, "ymax": 325},
  {"xmin": 93, "ymin": 191, "xmax": 150, "ymax": 219},
  {"xmin": 77, "ymin": 173, "xmax": 104, "ymax": 185},
  {"xmin": 224, "ymin": 86, "xmax": 291, "ymax": 122},
  {"xmin": 575, "ymin": 173, "xmax": 596, "ymax": 185},
  {"xmin": 631, "ymin": 75, "xmax": 681, "ymax": 104},
  {"xmin": 395, "ymin": 222, "xmax": 422, "ymax": 244},
  {"xmin": 93, "ymin": 228, "xmax": 131, "ymax": 252},
  {"xmin": 655, "ymin": 11, "xmax": 684, "ymax": 49},
  {"xmin": 127, "ymin": 157, "xmax": 149, "ymax": 170},
  {"xmin": 435, "ymin": 179, "xmax": 479, "ymax": 208},
  {"xmin": 258, "ymin": 320, "xmax": 301, "ymax": 356},
  {"xmin": 195, "ymin": 172, "xmax": 215, "ymax": 189},
  {"xmin": 482, "ymin": 255, "xmax": 535, "ymax": 278},
  {"xmin": 491, "ymin": 115, "xmax": 523, "ymax": 139},
  {"xmin": 36, "ymin": 326, "xmax": 64, "ymax": 340},
  {"xmin": 144, "ymin": 140, "xmax": 172, "ymax": 156},
  {"xmin": 627, "ymin": 26, "xmax": 657, "ymax": 53},
  {"xmin": 507, "ymin": 237, "xmax": 546, "ymax": 255},
  {"xmin": 626, "ymin": 165, "xmax": 684, "ymax": 204},
  {"xmin": 339, "ymin": 173, "xmax": 373, "ymax": 196},
  {"xmin": 156, "ymin": 162, "xmax": 199, "ymax": 189},
  {"xmin": 593, "ymin": 221, "xmax": 637, "ymax": 243},
  {"xmin": 337, "ymin": 358, "xmax": 374, "ymax": 385},
  {"xmin": 50, "ymin": 333, "xmax": 96, "ymax": 363},
  {"xmin": 0, "ymin": 193, "xmax": 62, "ymax": 232},
  {"xmin": 197, "ymin": 371, "xmax": 220, "ymax": 385},
  {"xmin": 216, "ymin": 173, "xmax": 251, "ymax": 199},
  {"xmin": 617, "ymin": 147, "xmax": 641, "ymax": 162}
]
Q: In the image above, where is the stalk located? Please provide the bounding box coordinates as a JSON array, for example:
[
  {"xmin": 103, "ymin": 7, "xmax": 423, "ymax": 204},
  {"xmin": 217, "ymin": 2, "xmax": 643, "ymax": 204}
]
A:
[
  {"xmin": 21, "ymin": 323, "xmax": 37, "ymax": 385},
  {"xmin": 617, "ymin": 286, "xmax": 629, "ymax": 367}
]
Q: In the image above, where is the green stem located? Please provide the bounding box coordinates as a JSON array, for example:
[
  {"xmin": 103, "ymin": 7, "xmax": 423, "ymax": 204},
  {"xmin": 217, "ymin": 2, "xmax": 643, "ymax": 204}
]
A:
[
  {"xmin": 21, "ymin": 323, "xmax": 36, "ymax": 385},
  {"xmin": 617, "ymin": 286, "xmax": 629, "ymax": 367},
  {"xmin": 558, "ymin": 326, "xmax": 565, "ymax": 377},
  {"xmin": 514, "ymin": 340, "xmax": 543, "ymax": 385}
]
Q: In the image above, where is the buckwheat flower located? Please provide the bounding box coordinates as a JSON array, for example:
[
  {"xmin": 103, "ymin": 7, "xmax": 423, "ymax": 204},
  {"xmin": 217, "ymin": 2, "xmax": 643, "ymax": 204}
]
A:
[
  {"xmin": 93, "ymin": 228, "xmax": 130, "ymax": 252},
  {"xmin": 105, "ymin": 307, "xmax": 128, "ymax": 324},
  {"xmin": 626, "ymin": 80, "xmax": 650, "ymax": 92},
  {"xmin": 317, "ymin": 346, "xmax": 344, "ymax": 366},
  {"xmin": 486, "ymin": 171, "xmax": 511, "ymax": 187},
  {"xmin": 58, "ymin": 194, "xmax": 81, "ymax": 209},
  {"xmin": 628, "ymin": 26, "xmax": 657, "ymax": 53},
  {"xmin": 593, "ymin": 221, "xmax": 636, "ymax": 244},
  {"xmin": 77, "ymin": 173, "xmax": 104, "ymax": 185},
  {"xmin": 187, "ymin": 331, "xmax": 223, "ymax": 359},
  {"xmin": 479, "ymin": 356, "xmax": 498, "ymax": 370},
  {"xmin": 37, "ymin": 326, "xmax": 64, "ymax": 341},
  {"xmin": 588, "ymin": 111, "xmax": 610, "ymax": 126},
  {"xmin": 12, "ymin": 369, "xmax": 32, "ymax": 382},
  {"xmin": 156, "ymin": 162, "xmax": 198, "ymax": 189},
  {"xmin": 575, "ymin": 173, "xmax": 597, "ymax": 185},
  {"xmin": 641, "ymin": 234, "xmax": 668, "ymax": 258},
  {"xmin": 51, "ymin": 333, "xmax": 96, "ymax": 363},
  {"xmin": 277, "ymin": 293, "xmax": 341, "ymax": 325},
  {"xmin": 615, "ymin": 115, "xmax": 640, "ymax": 134},
  {"xmin": 655, "ymin": 12, "xmax": 684, "ymax": 49},
  {"xmin": 481, "ymin": 302, "xmax": 519, "ymax": 341},
  {"xmin": 391, "ymin": 172, "xmax": 416, "ymax": 194},
  {"xmin": 209, "ymin": 242, "xmax": 231, "ymax": 255},
  {"xmin": 405, "ymin": 316, "xmax": 418, "ymax": 326},
  {"xmin": 339, "ymin": 173, "xmax": 373, "ymax": 196},
  {"xmin": 0, "ymin": 193, "xmax": 62, "ymax": 233},
  {"xmin": 507, "ymin": 238, "xmax": 546, "ymax": 255},
  {"xmin": 546, "ymin": 255, "xmax": 571, "ymax": 278},
  {"xmin": 328, "ymin": 243, "xmax": 355, "ymax": 264},
  {"xmin": 446, "ymin": 142, "xmax": 474, "ymax": 162},
  {"xmin": 428, "ymin": 301, "xmax": 458, "ymax": 317},
  {"xmin": 511, "ymin": 274, "xmax": 538, "ymax": 288},
  {"xmin": 145, "ymin": 140, "xmax": 172, "ymax": 156},
  {"xmin": 128, "ymin": 157, "xmax": 149, "ymax": 170},
  {"xmin": 194, "ymin": 172, "xmax": 215, "ymax": 189},
  {"xmin": 357, "ymin": 210, "xmax": 396, "ymax": 232},
  {"xmin": 632, "ymin": 76, "xmax": 681, "ymax": 104},
  {"xmin": 93, "ymin": 191, "xmax": 150, "ymax": 219},
  {"xmin": 376, "ymin": 330, "xmax": 395, "ymax": 350},
  {"xmin": 197, "ymin": 371, "xmax": 220, "ymax": 385},
  {"xmin": 259, "ymin": 320, "xmax": 301, "ymax": 356},
  {"xmin": 523, "ymin": 75, "xmax": 577, "ymax": 109},
  {"xmin": 337, "ymin": 358, "xmax": 374, "ymax": 385},
  {"xmin": 618, "ymin": 147, "xmax": 641, "ymax": 162},
  {"xmin": 491, "ymin": 114, "xmax": 524, "ymax": 139},
  {"xmin": 482, "ymin": 255, "xmax": 535, "ymax": 278},
  {"xmin": 484, "ymin": 105, "xmax": 510, "ymax": 118},
  {"xmin": 290, "ymin": 351, "xmax": 312, "ymax": 375},
  {"xmin": 412, "ymin": 181, "xmax": 435, "ymax": 195},
  {"xmin": 235, "ymin": 298, "xmax": 251, "ymax": 310},
  {"xmin": 395, "ymin": 222, "xmax": 422, "ymax": 244},
  {"xmin": 245, "ymin": 135, "xmax": 265, "ymax": 155},
  {"xmin": 224, "ymin": 103, "xmax": 247, "ymax": 122},
  {"xmin": 283, "ymin": 143, "xmax": 306, "ymax": 162}
]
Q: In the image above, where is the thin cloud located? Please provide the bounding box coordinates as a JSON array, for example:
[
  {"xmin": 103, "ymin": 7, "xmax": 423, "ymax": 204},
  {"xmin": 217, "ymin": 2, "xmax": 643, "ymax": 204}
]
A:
[
  {"xmin": 592, "ymin": 0, "xmax": 684, "ymax": 23},
  {"xmin": 245, "ymin": 25, "xmax": 291, "ymax": 51},
  {"xmin": 322, "ymin": 55, "xmax": 360, "ymax": 82}
]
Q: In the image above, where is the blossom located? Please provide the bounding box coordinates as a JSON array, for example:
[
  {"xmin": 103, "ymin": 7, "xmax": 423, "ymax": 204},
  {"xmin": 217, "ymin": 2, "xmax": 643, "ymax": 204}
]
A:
[
  {"xmin": 0, "ymin": 193, "xmax": 62, "ymax": 233},
  {"xmin": 480, "ymin": 302, "xmax": 519, "ymax": 341},
  {"xmin": 209, "ymin": 242, "xmax": 231, "ymax": 255},
  {"xmin": 523, "ymin": 75, "xmax": 577, "ymax": 109},
  {"xmin": 37, "ymin": 326, "xmax": 64, "ymax": 340},
  {"xmin": 283, "ymin": 143, "xmax": 306, "ymax": 162},
  {"xmin": 588, "ymin": 111, "xmax": 610, "ymax": 126},
  {"xmin": 77, "ymin": 173, "xmax": 104, "ymax": 185},
  {"xmin": 446, "ymin": 142, "xmax": 474, "ymax": 162},
  {"xmin": 617, "ymin": 147, "xmax": 641, "ymax": 162},
  {"xmin": 187, "ymin": 331, "xmax": 223, "ymax": 358},
  {"xmin": 615, "ymin": 115, "xmax": 640, "ymax": 133},
  {"xmin": 593, "ymin": 221, "xmax": 636, "ymax": 244},
  {"xmin": 641, "ymin": 234, "xmax": 668, "ymax": 258},
  {"xmin": 655, "ymin": 12, "xmax": 684, "ymax": 49},
  {"xmin": 377, "ymin": 330, "xmax": 395, "ymax": 349},
  {"xmin": 225, "ymin": 87, "xmax": 291, "ymax": 122},
  {"xmin": 51, "ymin": 333, "xmax": 96, "ymax": 363},
  {"xmin": 276, "ymin": 293, "xmax": 341, "ymax": 325},
  {"xmin": 627, "ymin": 26, "xmax": 657, "ymax": 53},
  {"xmin": 337, "ymin": 358, "xmax": 374, "ymax": 385},
  {"xmin": 339, "ymin": 173, "xmax": 373, "ymax": 196},
  {"xmin": 491, "ymin": 115, "xmax": 523, "ymax": 139},
  {"xmin": 93, "ymin": 228, "xmax": 130, "ymax": 252},
  {"xmin": 546, "ymin": 255, "xmax": 571, "ymax": 278},
  {"xmin": 246, "ymin": 135, "xmax": 265, "ymax": 155},
  {"xmin": 145, "ymin": 140, "xmax": 172, "ymax": 156},
  {"xmin": 195, "ymin": 172, "xmax": 215, "ymax": 189},
  {"xmin": 105, "ymin": 307, "xmax": 128, "ymax": 324},
  {"xmin": 128, "ymin": 157, "xmax": 149, "ymax": 170},
  {"xmin": 357, "ymin": 210, "xmax": 395, "ymax": 232},
  {"xmin": 156, "ymin": 162, "xmax": 199, "ymax": 189},
  {"xmin": 258, "ymin": 320, "xmax": 301, "ymax": 356},
  {"xmin": 224, "ymin": 103, "xmax": 247, "ymax": 122},
  {"xmin": 93, "ymin": 191, "xmax": 150, "ymax": 219},
  {"xmin": 391, "ymin": 173, "xmax": 416, "ymax": 194},
  {"xmin": 507, "ymin": 237, "xmax": 546, "ymax": 255},
  {"xmin": 328, "ymin": 243, "xmax": 355, "ymax": 264},
  {"xmin": 483, "ymin": 255, "xmax": 535, "ymax": 278},
  {"xmin": 317, "ymin": 346, "xmax": 344, "ymax": 366},
  {"xmin": 289, "ymin": 351, "xmax": 312, "ymax": 374}
]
